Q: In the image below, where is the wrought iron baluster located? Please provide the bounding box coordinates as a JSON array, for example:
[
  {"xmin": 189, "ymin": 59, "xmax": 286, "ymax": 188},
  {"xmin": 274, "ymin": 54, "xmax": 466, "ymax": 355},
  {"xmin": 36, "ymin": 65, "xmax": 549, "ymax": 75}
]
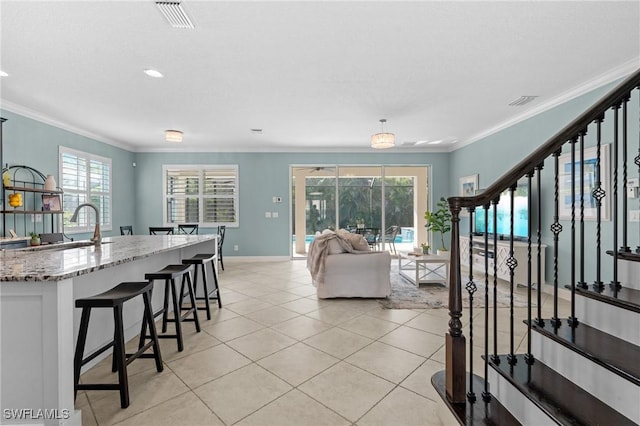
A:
[
  {"xmin": 621, "ymin": 96, "xmax": 631, "ymax": 253},
  {"xmin": 611, "ymin": 103, "xmax": 621, "ymax": 294},
  {"xmin": 482, "ymin": 205, "xmax": 491, "ymax": 403},
  {"xmin": 569, "ymin": 138, "xmax": 578, "ymax": 327},
  {"xmin": 550, "ymin": 150, "xmax": 563, "ymax": 329},
  {"xmin": 507, "ymin": 185, "xmax": 518, "ymax": 365},
  {"xmin": 490, "ymin": 198, "xmax": 500, "ymax": 365},
  {"xmin": 535, "ymin": 164, "xmax": 545, "ymax": 326},
  {"xmin": 578, "ymin": 131, "xmax": 587, "ymax": 289},
  {"xmin": 525, "ymin": 171, "xmax": 535, "ymax": 365},
  {"xmin": 593, "ymin": 116, "xmax": 605, "ymax": 292},
  {"xmin": 466, "ymin": 207, "xmax": 477, "ymax": 404}
]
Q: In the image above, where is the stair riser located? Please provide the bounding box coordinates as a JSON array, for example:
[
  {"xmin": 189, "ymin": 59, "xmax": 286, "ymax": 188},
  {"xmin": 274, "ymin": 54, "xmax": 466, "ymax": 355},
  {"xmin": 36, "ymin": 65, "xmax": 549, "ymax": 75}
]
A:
[
  {"xmin": 487, "ymin": 367, "xmax": 557, "ymax": 425},
  {"xmin": 618, "ymin": 260, "xmax": 640, "ymax": 291},
  {"xmin": 575, "ymin": 297, "xmax": 640, "ymax": 345},
  {"xmin": 532, "ymin": 332, "xmax": 640, "ymax": 422}
]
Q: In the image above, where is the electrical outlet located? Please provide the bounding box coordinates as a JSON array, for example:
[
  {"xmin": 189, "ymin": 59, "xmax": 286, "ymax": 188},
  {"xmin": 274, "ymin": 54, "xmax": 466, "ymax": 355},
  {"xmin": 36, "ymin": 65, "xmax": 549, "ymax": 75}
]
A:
[
  {"xmin": 630, "ymin": 210, "xmax": 640, "ymax": 222},
  {"xmin": 233, "ymin": 245, "xmax": 239, "ymax": 251},
  {"xmin": 272, "ymin": 211, "xmax": 279, "ymax": 218},
  {"xmin": 265, "ymin": 211, "xmax": 272, "ymax": 218},
  {"xmin": 32, "ymin": 214, "xmax": 42, "ymax": 223}
]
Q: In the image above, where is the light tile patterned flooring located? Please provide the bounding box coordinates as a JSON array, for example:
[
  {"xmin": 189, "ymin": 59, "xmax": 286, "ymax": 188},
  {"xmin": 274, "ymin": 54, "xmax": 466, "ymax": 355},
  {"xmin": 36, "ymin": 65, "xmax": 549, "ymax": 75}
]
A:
[{"xmin": 77, "ymin": 259, "xmax": 568, "ymax": 426}]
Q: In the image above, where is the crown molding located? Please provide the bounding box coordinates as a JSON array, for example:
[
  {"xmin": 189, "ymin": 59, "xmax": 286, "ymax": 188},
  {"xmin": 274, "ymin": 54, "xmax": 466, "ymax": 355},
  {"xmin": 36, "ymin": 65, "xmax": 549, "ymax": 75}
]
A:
[
  {"xmin": 455, "ymin": 58, "xmax": 640, "ymax": 151},
  {"xmin": 0, "ymin": 99, "xmax": 136, "ymax": 152}
]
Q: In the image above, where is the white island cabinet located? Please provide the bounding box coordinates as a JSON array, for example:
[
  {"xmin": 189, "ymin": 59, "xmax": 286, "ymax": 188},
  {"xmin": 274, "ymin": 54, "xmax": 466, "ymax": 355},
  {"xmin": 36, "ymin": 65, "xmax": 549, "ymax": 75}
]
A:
[{"xmin": 0, "ymin": 235, "xmax": 217, "ymax": 425}]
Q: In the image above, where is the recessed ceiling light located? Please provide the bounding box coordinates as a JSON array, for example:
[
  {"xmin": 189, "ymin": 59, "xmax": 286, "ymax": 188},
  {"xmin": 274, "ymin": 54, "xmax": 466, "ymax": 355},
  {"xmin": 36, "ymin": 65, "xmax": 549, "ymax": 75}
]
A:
[
  {"xmin": 0, "ymin": 70, "xmax": 8, "ymax": 77},
  {"xmin": 144, "ymin": 69, "xmax": 163, "ymax": 78}
]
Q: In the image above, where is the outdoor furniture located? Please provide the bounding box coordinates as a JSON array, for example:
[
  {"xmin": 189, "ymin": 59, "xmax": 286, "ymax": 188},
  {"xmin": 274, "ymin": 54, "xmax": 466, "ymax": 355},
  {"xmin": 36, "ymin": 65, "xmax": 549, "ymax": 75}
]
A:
[
  {"xmin": 383, "ymin": 225, "xmax": 401, "ymax": 254},
  {"xmin": 120, "ymin": 225, "xmax": 133, "ymax": 235}
]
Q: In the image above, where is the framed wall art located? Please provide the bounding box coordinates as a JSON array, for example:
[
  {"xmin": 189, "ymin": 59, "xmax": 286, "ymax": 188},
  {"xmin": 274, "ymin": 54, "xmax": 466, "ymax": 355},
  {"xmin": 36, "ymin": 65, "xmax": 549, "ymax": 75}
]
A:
[{"xmin": 559, "ymin": 144, "xmax": 610, "ymax": 221}]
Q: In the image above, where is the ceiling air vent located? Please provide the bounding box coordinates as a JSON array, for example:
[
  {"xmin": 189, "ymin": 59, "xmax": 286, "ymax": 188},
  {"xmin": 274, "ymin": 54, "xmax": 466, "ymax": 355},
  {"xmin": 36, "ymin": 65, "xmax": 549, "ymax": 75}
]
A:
[
  {"xmin": 509, "ymin": 95, "xmax": 538, "ymax": 106},
  {"xmin": 156, "ymin": 2, "xmax": 194, "ymax": 29}
]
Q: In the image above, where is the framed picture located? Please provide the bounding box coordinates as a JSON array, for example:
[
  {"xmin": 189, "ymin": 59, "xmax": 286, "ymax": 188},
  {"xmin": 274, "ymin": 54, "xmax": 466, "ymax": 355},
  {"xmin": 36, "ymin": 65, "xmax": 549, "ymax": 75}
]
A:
[
  {"xmin": 42, "ymin": 194, "xmax": 61, "ymax": 212},
  {"xmin": 559, "ymin": 144, "xmax": 610, "ymax": 221},
  {"xmin": 460, "ymin": 174, "xmax": 479, "ymax": 197},
  {"xmin": 459, "ymin": 174, "xmax": 479, "ymax": 216}
]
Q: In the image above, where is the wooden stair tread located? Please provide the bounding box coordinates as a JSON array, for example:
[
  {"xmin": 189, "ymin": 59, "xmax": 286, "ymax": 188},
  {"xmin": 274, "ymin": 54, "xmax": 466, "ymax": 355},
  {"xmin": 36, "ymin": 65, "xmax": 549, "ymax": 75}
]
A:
[
  {"xmin": 606, "ymin": 249, "xmax": 640, "ymax": 262},
  {"xmin": 488, "ymin": 354, "xmax": 635, "ymax": 426},
  {"xmin": 530, "ymin": 320, "xmax": 640, "ymax": 386},
  {"xmin": 573, "ymin": 284, "xmax": 640, "ymax": 313},
  {"xmin": 431, "ymin": 370, "xmax": 519, "ymax": 426}
]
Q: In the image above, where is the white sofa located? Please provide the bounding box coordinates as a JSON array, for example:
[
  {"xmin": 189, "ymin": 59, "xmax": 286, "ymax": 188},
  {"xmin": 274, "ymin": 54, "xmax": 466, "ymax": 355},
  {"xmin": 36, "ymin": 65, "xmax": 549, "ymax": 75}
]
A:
[
  {"xmin": 317, "ymin": 250, "xmax": 392, "ymax": 298},
  {"xmin": 308, "ymin": 229, "xmax": 392, "ymax": 299}
]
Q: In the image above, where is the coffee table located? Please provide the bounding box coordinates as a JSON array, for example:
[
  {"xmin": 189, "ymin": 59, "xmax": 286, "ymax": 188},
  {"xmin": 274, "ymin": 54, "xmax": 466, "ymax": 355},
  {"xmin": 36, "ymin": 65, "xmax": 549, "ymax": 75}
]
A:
[{"xmin": 398, "ymin": 251, "xmax": 450, "ymax": 287}]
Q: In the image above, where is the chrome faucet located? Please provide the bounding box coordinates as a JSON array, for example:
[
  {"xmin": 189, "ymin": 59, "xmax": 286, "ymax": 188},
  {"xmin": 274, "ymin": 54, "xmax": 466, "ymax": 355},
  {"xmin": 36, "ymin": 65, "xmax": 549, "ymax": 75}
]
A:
[{"xmin": 70, "ymin": 203, "xmax": 101, "ymax": 245}]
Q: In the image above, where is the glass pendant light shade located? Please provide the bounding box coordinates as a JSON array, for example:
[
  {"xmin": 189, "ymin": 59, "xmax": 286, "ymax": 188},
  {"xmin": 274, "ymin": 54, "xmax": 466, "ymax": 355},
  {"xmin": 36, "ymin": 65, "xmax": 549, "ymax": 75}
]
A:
[{"xmin": 370, "ymin": 119, "xmax": 395, "ymax": 149}]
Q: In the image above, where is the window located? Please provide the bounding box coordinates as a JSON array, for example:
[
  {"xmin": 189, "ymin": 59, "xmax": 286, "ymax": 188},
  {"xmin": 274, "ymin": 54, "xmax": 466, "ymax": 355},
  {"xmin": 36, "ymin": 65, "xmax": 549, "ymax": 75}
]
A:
[
  {"xmin": 59, "ymin": 147, "xmax": 112, "ymax": 233},
  {"xmin": 163, "ymin": 165, "xmax": 239, "ymax": 227}
]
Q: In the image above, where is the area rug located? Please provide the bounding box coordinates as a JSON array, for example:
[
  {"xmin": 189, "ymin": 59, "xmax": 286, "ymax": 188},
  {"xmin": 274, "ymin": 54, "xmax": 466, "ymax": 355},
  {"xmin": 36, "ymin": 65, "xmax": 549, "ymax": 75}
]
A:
[{"xmin": 379, "ymin": 265, "xmax": 533, "ymax": 309}]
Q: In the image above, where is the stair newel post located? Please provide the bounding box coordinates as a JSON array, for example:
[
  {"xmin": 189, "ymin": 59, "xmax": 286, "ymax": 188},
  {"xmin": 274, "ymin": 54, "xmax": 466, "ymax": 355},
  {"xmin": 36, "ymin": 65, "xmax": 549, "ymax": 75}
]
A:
[
  {"xmin": 621, "ymin": 96, "xmax": 631, "ymax": 253},
  {"xmin": 550, "ymin": 149, "xmax": 563, "ymax": 329},
  {"xmin": 569, "ymin": 138, "xmax": 579, "ymax": 327},
  {"xmin": 525, "ymin": 170, "xmax": 535, "ymax": 364},
  {"xmin": 578, "ymin": 130, "xmax": 588, "ymax": 289},
  {"xmin": 466, "ymin": 206, "xmax": 477, "ymax": 404},
  {"xmin": 535, "ymin": 164, "xmax": 545, "ymax": 327},
  {"xmin": 490, "ymin": 198, "xmax": 500, "ymax": 364},
  {"xmin": 593, "ymin": 115, "xmax": 605, "ymax": 292},
  {"xmin": 482, "ymin": 205, "xmax": 492, "ymax": 402},
  {"xmin": 445, "ymin": 199, "xmax": 466, "ymax": 404},
  {"xmin": 507, "ymin": 184, "xmax": 518, "ymax": 365}
]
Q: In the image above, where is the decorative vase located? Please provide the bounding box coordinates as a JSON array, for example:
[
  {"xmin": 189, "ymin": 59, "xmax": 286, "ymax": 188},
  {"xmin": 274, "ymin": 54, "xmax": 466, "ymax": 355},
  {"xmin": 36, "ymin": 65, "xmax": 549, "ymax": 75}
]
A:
[
  {"xmin": 44, "ymin": 175, "xmax": 57, "ymax": 191},
  {"xmin": 8, "ymin": 193, "xmax": 22, "ymax": 207},
  {"xmin": 422, "ymin": 246, "xmax": 429, "ymax": 255},
  {"xmin": 30, "ymin": 237, "xmax": 41, "ymax": 246}
]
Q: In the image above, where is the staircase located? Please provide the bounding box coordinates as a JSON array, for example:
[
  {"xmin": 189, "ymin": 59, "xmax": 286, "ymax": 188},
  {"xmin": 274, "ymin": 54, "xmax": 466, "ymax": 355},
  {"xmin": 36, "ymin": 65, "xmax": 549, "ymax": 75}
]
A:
[{"xmin": 433, "ymin": 69, "xmax": 640, "ymax": 425}]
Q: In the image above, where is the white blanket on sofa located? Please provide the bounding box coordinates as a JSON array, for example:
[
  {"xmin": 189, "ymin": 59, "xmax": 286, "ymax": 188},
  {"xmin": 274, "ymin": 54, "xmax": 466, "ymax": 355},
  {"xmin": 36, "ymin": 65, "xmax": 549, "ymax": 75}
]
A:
[{"xmin": 306, "ymin": 231, "xmax": 370, "ymax": 286}]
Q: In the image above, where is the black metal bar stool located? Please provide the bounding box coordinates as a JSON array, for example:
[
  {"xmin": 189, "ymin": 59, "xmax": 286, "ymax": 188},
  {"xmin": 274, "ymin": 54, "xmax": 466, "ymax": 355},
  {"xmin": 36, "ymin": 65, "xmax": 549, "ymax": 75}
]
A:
[
  {"xmin": 143, "ymin": 264, "xmax": 200, "ymax": 352},
  {"xmin": 182, "ymin": 253, "xmax": 222, "ymax": 320},
  {"xmin": 74, "ymin": 281, "xmax": 163, "ymax": 409}
]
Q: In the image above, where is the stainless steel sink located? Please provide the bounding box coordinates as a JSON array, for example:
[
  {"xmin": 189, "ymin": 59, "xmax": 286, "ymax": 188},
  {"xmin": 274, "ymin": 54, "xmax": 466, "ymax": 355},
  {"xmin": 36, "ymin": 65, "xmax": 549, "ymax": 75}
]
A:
[{"xmin": 17, "ymin": 241, "xmax": 112, "ymax": 252}]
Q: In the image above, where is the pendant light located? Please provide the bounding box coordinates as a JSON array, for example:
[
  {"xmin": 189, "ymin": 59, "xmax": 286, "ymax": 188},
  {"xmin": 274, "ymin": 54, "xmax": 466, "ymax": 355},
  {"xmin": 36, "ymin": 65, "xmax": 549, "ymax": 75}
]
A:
[{"xmin": 370, "ymin": 119, "xmax": 395, "ymax": 149}]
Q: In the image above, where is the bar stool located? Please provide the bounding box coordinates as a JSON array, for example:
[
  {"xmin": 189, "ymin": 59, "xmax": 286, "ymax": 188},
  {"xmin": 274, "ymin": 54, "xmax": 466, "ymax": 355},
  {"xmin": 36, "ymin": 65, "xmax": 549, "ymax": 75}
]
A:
[
  {"xmin": 144, "ymin": 264, "xmax": 200, "ymax": 352},
  {"xmin": 74, "ymin": 281, "xmax": 163, "ymax": 409},
  {"xmin": 182, "ymin": 253, "xmax": 222, "ymax": 320}
]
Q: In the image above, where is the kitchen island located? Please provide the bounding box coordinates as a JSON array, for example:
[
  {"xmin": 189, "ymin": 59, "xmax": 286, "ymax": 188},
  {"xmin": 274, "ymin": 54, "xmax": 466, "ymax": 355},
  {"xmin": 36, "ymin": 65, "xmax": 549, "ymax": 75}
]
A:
[{"xmin": 0, "ymin": 234, "xmax": 218, "ymax": 425}]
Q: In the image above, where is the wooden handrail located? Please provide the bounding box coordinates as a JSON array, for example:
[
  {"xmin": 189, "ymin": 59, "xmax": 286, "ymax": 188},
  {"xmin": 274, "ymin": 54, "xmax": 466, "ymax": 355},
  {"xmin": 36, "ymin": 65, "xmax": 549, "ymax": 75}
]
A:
[{"xmin": 447, "ymin": 68, "xmax": 640, "ymax": 211}]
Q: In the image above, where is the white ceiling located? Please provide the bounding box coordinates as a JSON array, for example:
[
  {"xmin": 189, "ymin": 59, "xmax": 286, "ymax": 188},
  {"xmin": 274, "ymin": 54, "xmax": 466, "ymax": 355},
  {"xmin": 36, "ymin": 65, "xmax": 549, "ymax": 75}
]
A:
[{"xmin": 1, "ymin": 1, "xmax": 639, "ymax": 153}]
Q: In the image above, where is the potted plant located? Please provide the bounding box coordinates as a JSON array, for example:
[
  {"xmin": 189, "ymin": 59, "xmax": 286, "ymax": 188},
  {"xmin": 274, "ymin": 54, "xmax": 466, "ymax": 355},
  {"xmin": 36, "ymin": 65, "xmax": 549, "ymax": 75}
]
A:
[
  {"xmin": 29, "ymin": 232, "xmax": 41, "ymax": 246},
  {"xmin": 421, "ymin": 243, "xmax": 430, "ymax": 255},
  {"xmin": 424, "ymin": 197, "xmax": 452, "ymax": 255}
]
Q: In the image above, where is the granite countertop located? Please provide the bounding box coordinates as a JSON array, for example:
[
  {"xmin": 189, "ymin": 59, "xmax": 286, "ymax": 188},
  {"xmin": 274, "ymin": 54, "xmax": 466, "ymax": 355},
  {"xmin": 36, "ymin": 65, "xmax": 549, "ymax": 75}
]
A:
[{"xmin": 0, "ymin": 234, "xmax": 217, "ymax": 282}]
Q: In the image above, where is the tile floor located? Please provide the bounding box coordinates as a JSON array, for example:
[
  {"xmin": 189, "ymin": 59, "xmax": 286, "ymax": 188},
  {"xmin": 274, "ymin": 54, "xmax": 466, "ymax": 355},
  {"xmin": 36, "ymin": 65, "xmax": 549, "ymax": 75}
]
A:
[{"xmin": 76, "ymin": 259, "xmax": 569, "ymax": 426}]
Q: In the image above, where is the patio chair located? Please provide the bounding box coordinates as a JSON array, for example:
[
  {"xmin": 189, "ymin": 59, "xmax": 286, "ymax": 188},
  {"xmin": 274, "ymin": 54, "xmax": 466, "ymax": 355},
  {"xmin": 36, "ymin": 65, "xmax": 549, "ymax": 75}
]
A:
[{"xmin": 383, "ymin": 225, "xmax": 400, "ymax": 254}]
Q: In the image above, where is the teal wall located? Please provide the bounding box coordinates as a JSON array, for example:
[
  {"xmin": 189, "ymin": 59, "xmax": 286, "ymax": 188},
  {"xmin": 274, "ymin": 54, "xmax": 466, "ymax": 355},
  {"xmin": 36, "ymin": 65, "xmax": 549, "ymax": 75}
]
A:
[
  {"xmin": 1, "ymin": 110, "xmax": 137, "ymax": 241},
  {"xmin": 135, "ymin": 151, "xmax": 449, "ymax": 256}
]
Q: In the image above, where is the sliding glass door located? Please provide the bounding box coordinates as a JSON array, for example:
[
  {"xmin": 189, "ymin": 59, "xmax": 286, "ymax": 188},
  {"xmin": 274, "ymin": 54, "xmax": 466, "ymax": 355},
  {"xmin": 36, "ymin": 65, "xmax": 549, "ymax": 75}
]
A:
[{"xmin": 291, "ymin": 165, "xmax": 429, "ymax": 258}]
